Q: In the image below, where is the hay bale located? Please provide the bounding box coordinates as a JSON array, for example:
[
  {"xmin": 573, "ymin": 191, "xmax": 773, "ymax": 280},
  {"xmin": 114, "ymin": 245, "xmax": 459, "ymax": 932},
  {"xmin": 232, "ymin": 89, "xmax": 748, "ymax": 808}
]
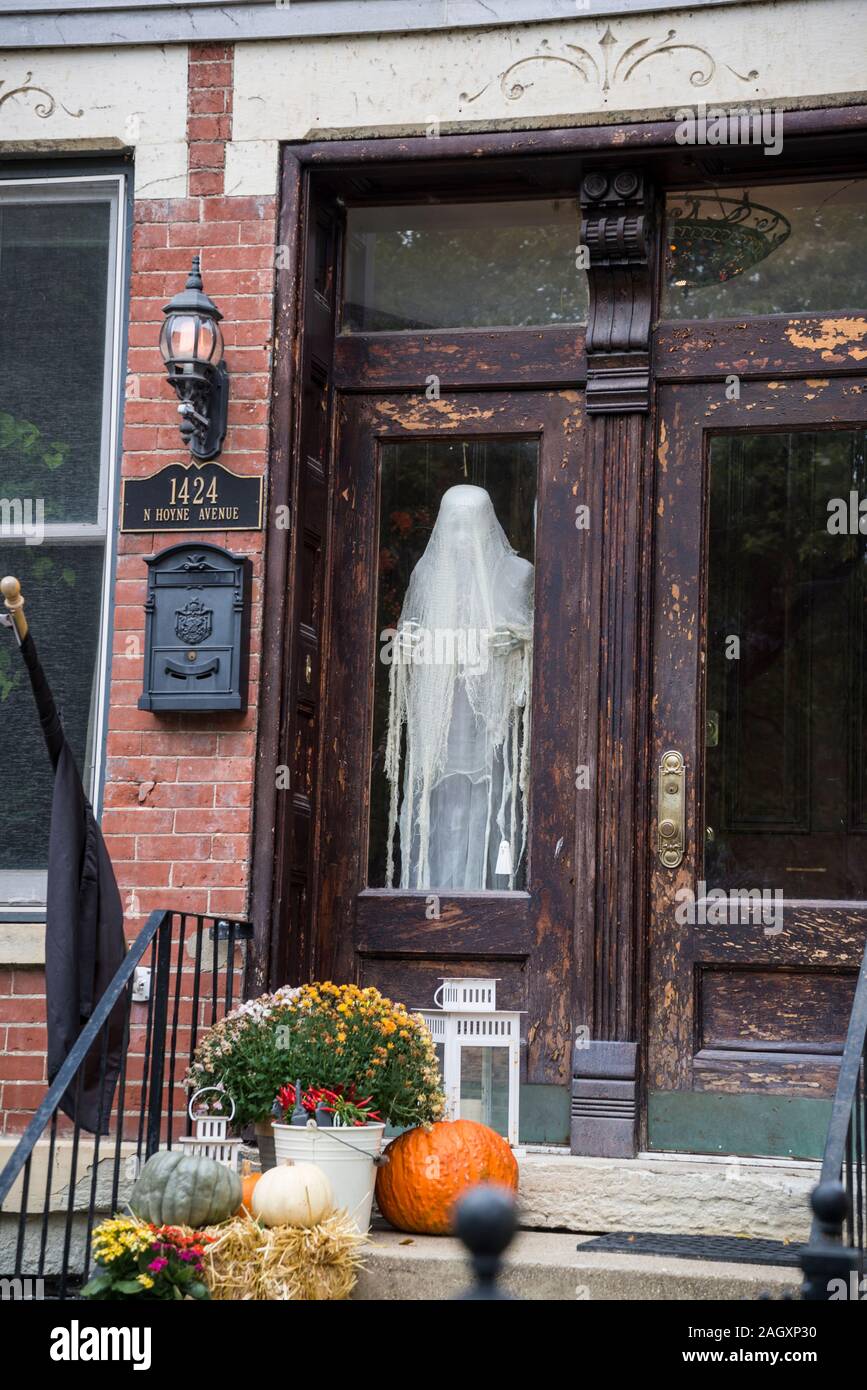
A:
[{"xmin": 201, "ymin": 1211, "xmax": 367, "ymax": 1301}]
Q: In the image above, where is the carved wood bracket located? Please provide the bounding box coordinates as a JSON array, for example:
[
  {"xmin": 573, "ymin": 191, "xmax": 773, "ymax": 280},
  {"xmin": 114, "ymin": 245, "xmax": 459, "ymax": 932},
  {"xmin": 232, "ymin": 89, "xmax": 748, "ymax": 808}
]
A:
[{"xmin": 580, "ymin": 169, "xmax": 655, "ymax": 413}]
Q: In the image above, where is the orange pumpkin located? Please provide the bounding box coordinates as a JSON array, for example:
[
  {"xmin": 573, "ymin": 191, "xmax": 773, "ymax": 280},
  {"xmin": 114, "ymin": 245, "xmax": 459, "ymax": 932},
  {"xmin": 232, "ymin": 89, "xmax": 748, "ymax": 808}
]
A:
[
  {"xmin": 375, "ymin": 1119, "xmax": 518, "ymax": 1235},
  {"xmin": 236, "ymin": 1160, "xmax": 262, "ymax": 1217}
]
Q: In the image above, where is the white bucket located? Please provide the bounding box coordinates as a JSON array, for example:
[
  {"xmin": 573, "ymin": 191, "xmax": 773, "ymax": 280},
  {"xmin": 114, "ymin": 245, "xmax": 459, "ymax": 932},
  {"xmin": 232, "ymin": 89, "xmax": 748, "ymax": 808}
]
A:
[{"xmin": 272, "ymin": 1122, "xmax": 386, "ymax": 1233}]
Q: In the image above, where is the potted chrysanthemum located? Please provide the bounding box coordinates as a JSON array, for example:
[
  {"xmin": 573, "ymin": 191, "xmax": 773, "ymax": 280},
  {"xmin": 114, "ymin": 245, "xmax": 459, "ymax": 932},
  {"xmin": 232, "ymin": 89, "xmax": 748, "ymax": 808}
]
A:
[{"xmin": 185, "ymin": 981, "xmax": 444, "ymax": 1231}]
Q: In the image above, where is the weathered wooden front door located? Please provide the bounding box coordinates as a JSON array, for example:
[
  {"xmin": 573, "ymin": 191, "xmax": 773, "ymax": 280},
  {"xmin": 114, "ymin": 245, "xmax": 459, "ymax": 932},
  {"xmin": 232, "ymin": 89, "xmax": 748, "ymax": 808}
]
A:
[
  {"xmin": 261, "ymin": 143, "xmax": 867, "ymax": 1159},
  {"xmin": 647, "ymin": 371, "xmax": 867, "ymax": 1157},
  {"xmin": 314, "ymin": 387, "xmax": 585, "ymax": 1128}
]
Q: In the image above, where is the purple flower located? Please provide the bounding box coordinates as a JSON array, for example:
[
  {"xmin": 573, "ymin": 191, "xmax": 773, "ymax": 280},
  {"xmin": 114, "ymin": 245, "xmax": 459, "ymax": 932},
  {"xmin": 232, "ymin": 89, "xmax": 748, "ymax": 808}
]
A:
[
  {"xmin": 148, "ymin": 1257, "xmax": 169, "ymax": 1273},
  {"xmin": 179, "ymin": 1249, "xmax": 196, "ymax": 1261}
]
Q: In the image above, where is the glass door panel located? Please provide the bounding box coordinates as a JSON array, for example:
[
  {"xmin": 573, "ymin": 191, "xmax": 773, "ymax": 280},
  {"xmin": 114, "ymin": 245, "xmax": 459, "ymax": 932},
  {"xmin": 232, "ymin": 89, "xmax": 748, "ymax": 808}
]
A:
[
  {"xmin": 705, "ymin": 430, "xmax": 867, "ymax": 898},
  {"xmin": 368, "ymin": 438, "xmax": 538, "ymax": 891}
]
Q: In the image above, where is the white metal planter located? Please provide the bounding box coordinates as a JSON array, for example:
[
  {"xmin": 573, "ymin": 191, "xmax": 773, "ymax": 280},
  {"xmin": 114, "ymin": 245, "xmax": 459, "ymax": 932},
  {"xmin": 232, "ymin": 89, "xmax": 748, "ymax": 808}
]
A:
[{"xmin": 272, "ymin": 1121, "xmax": 386, "ymax": 1233}]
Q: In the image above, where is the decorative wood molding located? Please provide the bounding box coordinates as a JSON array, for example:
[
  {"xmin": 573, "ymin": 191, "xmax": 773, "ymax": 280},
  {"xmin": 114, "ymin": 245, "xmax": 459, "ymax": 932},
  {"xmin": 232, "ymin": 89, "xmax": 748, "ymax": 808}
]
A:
[
  {"xmin": 572, "ymin": 1041, "xmax": 639, "ymax": 1158},
  {"xmin": 570, "ymin": 401, "xmax": 653, "ymax": 1156},
  {"xmin": 580, "ymin": 168, "xmax": 654, "ymax": 413}
]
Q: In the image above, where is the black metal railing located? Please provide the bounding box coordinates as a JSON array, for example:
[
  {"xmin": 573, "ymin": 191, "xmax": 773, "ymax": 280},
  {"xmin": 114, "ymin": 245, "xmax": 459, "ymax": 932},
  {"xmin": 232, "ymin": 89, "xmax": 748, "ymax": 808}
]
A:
[
  {"xmin": 801, "ymin": 940, "xmax": 867, "ymax": 1300},
  {"xmin": 0, "ymin": 910, "xmax": 252, "ymax": 1298}
]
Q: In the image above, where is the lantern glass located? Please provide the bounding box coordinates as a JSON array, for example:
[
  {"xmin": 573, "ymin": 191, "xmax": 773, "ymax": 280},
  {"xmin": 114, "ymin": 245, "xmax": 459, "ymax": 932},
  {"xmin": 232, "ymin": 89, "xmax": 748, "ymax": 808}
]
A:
[
  {"xmin": 198, "ymin": 315, "xmax": 224, "ymax": 365},
  {"xmin": 459, "ymin": 1046, "xmax": 510, "ymax": 1138},
  {"xmin": 160, "ymin": 312, "xmax": 196, "ymax": 363},
  {"xmin": 160, "ymin": 312, "xmax": 223, "ymax": 367}
]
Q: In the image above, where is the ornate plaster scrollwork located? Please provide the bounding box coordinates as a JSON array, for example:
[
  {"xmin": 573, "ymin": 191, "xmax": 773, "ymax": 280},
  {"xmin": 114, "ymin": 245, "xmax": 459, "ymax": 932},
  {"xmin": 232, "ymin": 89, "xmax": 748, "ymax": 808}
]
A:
[
  {"xmin": 0, "ymin": 72, "xmax": 83, "ymax": 120},
  {"xmin": 461, "ymin": 26, "xmax": 759, "ymax": 105}
]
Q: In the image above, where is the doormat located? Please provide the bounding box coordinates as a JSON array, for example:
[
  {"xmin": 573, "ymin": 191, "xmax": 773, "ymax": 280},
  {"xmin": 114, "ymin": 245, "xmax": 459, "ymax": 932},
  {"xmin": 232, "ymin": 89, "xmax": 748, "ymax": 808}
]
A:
[{"xmin": 576, "ymin": 1232, "xmax": 804, "ymax": 1267}]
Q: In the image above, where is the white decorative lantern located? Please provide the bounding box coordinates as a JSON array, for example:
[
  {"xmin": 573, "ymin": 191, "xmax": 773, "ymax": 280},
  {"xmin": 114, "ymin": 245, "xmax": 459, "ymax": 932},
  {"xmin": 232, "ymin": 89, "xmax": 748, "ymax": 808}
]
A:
[
  {"xmin": 421, "ymin": 978, "xmax": 522, "ymax": 1146},
  {"xmin": 177, "ymin": 1086, "xmax": 243, "ymax": 1171}
]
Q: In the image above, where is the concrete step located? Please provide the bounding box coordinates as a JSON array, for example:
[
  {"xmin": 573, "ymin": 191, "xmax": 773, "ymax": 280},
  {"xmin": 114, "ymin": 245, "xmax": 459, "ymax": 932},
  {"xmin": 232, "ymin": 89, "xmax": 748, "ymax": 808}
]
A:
[
  {"xmin": 353, "ymin": 1228, "xmax": 802, "ymax": 1301},
  {"xmin": 515, "ymin": 1150, "xmax": 817, "ymax": 1242}
]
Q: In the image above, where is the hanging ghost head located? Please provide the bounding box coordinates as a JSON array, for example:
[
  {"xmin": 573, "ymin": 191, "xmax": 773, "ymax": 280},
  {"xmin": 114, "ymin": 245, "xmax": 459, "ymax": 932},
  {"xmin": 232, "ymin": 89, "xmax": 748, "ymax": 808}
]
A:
[{"xmin": 383, "ymin": 484, "xmax": 534, "ymax": 891}]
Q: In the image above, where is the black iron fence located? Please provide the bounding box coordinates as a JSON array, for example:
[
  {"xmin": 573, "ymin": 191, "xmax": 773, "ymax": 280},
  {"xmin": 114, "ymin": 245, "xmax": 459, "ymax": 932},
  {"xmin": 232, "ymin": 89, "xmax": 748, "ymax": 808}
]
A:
[
  {"xmin": 801, "ymin": 941, "xmax": 867, "ymax": 1300},
  {"xmin": 0, "ymin": 910, "xmax": 252, "ymax": 1298}
]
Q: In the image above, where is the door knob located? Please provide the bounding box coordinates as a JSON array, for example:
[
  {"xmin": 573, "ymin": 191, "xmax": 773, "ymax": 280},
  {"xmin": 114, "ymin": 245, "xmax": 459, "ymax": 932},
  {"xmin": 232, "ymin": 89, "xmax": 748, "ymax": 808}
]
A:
[{"xmin": 658, "ymin": 750, "xmax": 685, "ymax": 868}]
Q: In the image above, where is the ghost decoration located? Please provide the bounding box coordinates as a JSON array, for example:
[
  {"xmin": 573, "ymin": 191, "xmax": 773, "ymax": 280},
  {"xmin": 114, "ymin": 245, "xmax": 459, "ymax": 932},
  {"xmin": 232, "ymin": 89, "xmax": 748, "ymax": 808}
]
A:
[{"xmin": 384, "ymin": 484, "xmax": 533, "ymax": 891}]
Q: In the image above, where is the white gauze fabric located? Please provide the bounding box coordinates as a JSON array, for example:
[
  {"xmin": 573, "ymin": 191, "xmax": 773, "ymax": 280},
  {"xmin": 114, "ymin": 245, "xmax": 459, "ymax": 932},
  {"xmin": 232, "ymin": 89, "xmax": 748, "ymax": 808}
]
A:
[{"xmin": 384, "ymin": 484, "xmax": 533, "ymax": 890}]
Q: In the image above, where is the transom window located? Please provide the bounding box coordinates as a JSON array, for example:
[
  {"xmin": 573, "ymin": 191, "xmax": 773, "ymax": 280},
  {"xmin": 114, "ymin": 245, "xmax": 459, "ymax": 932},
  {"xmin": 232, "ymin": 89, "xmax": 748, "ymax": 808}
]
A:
[
  {"xmin": 663, "ymin": 178, "xmax": 867, "ymax": 319},
  {"xmin": 342, "ymin": 199, "xmax": 588, "ymax": 332}
]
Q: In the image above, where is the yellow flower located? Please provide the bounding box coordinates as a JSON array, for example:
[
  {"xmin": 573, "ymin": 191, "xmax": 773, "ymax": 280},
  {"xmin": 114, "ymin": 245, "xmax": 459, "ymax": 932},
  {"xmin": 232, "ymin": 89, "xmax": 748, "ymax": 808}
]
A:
[{"xmin": 137, "ymin": 1274, "xmax": 154, "ymax": 1290}]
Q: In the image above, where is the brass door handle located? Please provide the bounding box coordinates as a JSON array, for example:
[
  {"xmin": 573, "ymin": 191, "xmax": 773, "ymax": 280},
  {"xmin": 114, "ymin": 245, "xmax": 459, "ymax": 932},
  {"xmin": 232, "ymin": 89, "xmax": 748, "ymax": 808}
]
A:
[{"xmin": 658, "ymin": 750, "xmax": 685, "ymax": 868}]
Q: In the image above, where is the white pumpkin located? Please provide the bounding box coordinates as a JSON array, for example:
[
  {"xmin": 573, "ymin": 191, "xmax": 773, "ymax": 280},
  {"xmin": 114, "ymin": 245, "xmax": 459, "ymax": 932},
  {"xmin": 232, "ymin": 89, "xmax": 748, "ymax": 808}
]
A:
[{"xmin": 251, "ymin": 1160, "xmax": 334, "ymax": 1229}]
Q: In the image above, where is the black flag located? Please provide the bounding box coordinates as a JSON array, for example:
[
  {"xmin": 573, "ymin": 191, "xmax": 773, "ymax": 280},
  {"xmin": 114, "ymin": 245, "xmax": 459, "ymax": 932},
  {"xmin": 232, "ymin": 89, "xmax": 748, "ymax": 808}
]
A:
[{"xmin": 19, "ymin": 628, "xmax": 126, "ymax": 1133}]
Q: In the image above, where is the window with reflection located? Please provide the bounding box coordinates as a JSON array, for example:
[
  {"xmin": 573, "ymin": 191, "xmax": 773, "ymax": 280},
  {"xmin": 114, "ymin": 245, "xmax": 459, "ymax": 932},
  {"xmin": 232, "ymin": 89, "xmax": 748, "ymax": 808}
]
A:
[
  {"xmin": 0, "ymin": 184, "xmax": 121, "ymax": 912},
  {"xmin": 663, "ymin": 179, "xmax": 867, "ymax": 319},
  {"xmin": 369, "ymin": 440, "xmax": 537, "ymax": 891},
  {"xmin": 705, "ymin": 430, "xmax": 867, "ymax": 898},
  {"xmin": 343, "ymin": 200, "xmax": 588, "ymax": 332}
]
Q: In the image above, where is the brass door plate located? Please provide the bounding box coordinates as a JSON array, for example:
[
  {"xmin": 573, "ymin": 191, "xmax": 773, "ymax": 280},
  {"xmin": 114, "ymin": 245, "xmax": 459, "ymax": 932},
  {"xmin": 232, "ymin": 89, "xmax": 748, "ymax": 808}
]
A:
[{"xmin": 658, "ymin": 749, "xmax": 685, "ymax": 868}]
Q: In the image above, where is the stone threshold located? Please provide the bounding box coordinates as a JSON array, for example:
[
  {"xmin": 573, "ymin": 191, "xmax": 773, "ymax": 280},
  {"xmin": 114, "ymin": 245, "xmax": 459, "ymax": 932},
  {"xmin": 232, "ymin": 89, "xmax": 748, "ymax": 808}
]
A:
[{"xmin": 515, "ymin": 1151, "xmax": 818, "ymax": 1242}]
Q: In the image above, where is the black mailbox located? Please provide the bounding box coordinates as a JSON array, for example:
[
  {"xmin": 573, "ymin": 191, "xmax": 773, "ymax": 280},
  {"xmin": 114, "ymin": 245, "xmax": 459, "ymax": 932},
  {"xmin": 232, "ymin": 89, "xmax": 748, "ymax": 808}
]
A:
[{"xmin": 139, "ymin": 542, "xmax": 251, "ymax": 712}]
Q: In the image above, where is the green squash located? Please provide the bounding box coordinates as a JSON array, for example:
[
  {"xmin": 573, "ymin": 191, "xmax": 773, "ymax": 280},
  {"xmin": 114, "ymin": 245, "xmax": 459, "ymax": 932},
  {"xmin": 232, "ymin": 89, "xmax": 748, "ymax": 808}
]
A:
[{"xmin": 130, "ymin": 1150, "xmax": 241, "ymax": 1227}]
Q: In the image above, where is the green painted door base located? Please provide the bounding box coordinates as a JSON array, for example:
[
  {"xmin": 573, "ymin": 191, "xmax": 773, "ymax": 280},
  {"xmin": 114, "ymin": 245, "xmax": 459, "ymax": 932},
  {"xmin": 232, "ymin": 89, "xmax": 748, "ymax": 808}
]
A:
[
  {"xmin": 518, "ymin": 1084, "xmax": 570, "ymax": 1145},
  {"xmin": 648, "ymin": 1091, "xmax": 832, "ymax": 1161}
]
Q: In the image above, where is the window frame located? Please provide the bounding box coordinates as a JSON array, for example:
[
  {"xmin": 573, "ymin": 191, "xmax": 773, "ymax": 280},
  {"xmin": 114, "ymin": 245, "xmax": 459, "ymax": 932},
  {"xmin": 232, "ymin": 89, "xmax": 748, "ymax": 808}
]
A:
[{"xmin": 0, "ymin": 171, "xmax": 128, "ymax": 918}]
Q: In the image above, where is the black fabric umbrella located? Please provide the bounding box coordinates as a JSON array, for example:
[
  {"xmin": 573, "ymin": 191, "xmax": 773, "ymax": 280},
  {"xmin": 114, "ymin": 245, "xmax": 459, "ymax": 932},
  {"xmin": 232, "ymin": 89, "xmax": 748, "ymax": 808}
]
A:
[{"xmin": 2, "ymin": 577, "xmax": 126, "ymax": 1133}]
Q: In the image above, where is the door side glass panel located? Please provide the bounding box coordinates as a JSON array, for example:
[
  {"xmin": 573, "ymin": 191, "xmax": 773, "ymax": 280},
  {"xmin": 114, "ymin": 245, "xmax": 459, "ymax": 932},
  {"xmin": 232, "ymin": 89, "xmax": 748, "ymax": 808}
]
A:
[
  {"xmin": 368, "ymin": 439, "xmax": 538, "ymax": 891},
  {"xmin": 663, "ymin": 180, "xmax": 867, "ymax": 319},
  {"xmin": 705, "ymin": 430, "xmax": 867, "ymax": 898},
  {"xmin": 343, "ymin": 200, "xmax": 587, "ymax": 332}
]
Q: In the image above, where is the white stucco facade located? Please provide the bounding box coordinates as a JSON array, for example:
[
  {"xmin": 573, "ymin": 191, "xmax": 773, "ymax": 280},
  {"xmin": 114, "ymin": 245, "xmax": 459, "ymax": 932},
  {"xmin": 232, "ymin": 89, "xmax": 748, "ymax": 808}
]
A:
[{"xmin": 0, "ymin": 1, "xmax": 864, "ymax": 197}]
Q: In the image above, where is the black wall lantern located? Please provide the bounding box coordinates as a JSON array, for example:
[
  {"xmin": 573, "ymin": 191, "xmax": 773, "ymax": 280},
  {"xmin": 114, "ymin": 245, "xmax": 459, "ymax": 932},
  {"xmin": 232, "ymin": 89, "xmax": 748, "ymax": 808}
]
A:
[{"xmin": 160, "ymin": 254, "xmax": 229, "ymax": 460}]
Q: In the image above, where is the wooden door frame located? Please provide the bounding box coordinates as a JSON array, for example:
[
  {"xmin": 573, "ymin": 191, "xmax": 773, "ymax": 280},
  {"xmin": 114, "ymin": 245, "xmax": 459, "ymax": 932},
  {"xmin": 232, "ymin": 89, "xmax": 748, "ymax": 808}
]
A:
[{"xmin": 251, "ymin": 110, "xmax": 867, "ymax": 1157}]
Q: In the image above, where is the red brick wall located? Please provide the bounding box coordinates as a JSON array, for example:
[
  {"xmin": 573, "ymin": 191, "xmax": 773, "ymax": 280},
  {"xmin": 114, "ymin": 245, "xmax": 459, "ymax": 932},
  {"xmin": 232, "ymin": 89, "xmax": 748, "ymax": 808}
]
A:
[
  {"xmin": 0, "ymin": 969, "xmax": 48, "ymax": 1132},
  {"xmin": 0, "ymin": 43, "xmax": 275, "ymax": 1133},
  {"xmin": 107, "ymin": 41, "xmax": 273, "ymax": 934}
]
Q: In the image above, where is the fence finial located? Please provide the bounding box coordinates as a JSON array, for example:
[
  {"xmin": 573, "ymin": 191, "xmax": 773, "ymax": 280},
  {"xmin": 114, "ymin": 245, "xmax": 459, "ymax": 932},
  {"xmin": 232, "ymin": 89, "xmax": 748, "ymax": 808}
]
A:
[
  {"xmin": 800, "ymin": 1180, "xmax": 858, "ymax": 1300},
  {"xmin": 1, "ymin": 576, "xmax": 28, "ymax": 641},
  {"xmin": 453, "ymin": 1183, "xmax": 518, "ymax": 1300}
]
